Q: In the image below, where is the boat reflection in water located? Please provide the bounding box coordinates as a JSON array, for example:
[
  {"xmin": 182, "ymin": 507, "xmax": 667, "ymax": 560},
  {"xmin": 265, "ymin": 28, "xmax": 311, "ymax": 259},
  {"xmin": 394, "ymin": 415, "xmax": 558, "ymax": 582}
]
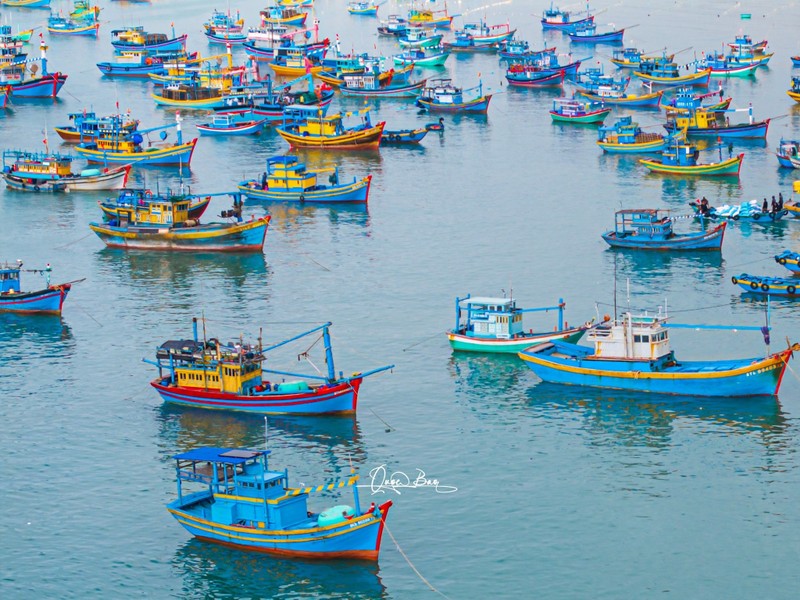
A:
[
  {"xmin": 525, "ymin": 382, "xmax": 786, "ymax": 450},
  {"xmin": 265, "ymin": 202, "xmax": 371, "ymax": 237},
  {"xmin": 448, "ymin": 353, "xmax": 536, "ymax": 416},
  {"xmin": 172, "ymin": 538, "xmax": 387, "ymax": 599},
  {"xmin": 0, "ymin": 313, "xmax": 74, "ymax": 360},
  {"xmin": 603, "ymin": 248, "xmax": 724, "ymax": 294}
]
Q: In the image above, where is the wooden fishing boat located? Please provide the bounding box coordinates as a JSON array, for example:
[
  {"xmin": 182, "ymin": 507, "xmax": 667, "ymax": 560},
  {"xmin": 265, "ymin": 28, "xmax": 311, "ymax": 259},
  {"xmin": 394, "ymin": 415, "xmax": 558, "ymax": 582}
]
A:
[
  {"xmin": 787, "ymin": 77, "xmax": 800, "ymax": 103},
  {"xmin": 731, "ymin": 275, "xmax": 800, "ymax": 297},
  {"xmin": 111, "ymin": 27, "xmax": 187, "ymax": 52},
  {"xmin": 690, "ymin": 198, "xmax": 788, "ymax": 222},
  {"xmin": 268, "ymin": 45, "xmax": 325, "ymax": 77},
  {"xmin": 727, "ymin": 34, "xmax": 768, "ymax": 54},
  {"xmin": 75, "ymin": 115, "xmax": 197, "ymax": 166},
  {"xmin": 698, "ymin": 53, "xmax": 760, "ymax": 77},
  {"xmin": 392, "ymin": 47, "xmax": 450, "ymax": 67},
  {"xmin": 347, "ymin": 1, "xmax": 381, "ymax": 16},
  {"xmin": 416, "ymin": 79, "xmax": 491, "ymax": 113},
  {"xmin": 578, "ymin": 87, "xmax": 663, "ymax": 107},
  {"xmin": 639, "ymin": 138, "xmax": 744, "ymax": 176},
  {"xmin": 55, "ymin": 111, "xmax": 139, "ymax": 143},
  {"xmin": 97, "ymin": 50, "xmax": 198, "ymax": 78},
  {"xmin": 203, "ymin": 9, "xmax": 244, "ymax": 34},
  {"xmin": 1, "ymin": 41, "xmax": 67, "ymax": 98},
  {"xmin": 239, "ymin": 155, "xmax": 372, "ymax": 203},
  {"xmin": 377, "ymin": 14, "xmax": 408, "ymax": 36},
  {"xmin": 166, "ymin": 446, "xmax": 393, "ymax": 559},
  {"xmin": 567, "ymin": 23, "xmax": 624, "ymax": 44},
  {"xmin": 69, "ymin": 1, "xmax": 99, "ymax": 21},
  {"xmin": 1, "ymin": 149, "xmax": 131, "ymax": 192},
  {"xmin": 774, "ymin": 250, "xmax": 800, "ymax": 274},
  {"xmin": 0, "ymin": 261, "xmax": 74, "ymax": 315},
  {"xmin": 448, "ymin": 295, "xmax": 590, "ymax": 353},
  {"xmin": 99, "ymin": 188, "xmax": 211, "ymax": 222},
  {"xmin": 601, "ymin": 209, "xmax": 726, "ymax": 250},
  {"xmin": 661, "ymin": 86, "xmax": 731, "ymax": 113},
  {"xmin": 204, "ymin": 28, "xmax": 248, "ymax": 45},
  {"xmin": 398, "ymin": 28, "xmax": 442, "ymax": 49},
  {"xmin": 443, "ymin": 21, "xmax": 515, "ymax": 51},
  {"xmin": 216, "ymin": 74, "xmax": 334, "ymax": 122},
  {"xmin": 610, "ymin": 47, "xmax": 674, "ymax": 69},
  {"xmin": 550, "ymin": 97, "xmax": 610, "ymax": 123},
  {"xmin": 635, "ymin": 56, "xmax": 711, "ymax": 87},
  {"xmin": 146, "ymin": 320, "xmax": 393, "ymax": 414},
  {"xmin": 541, "ymin": 2, "xmax": 594, "ymax": 32},
  {"xmin": 380, "ymin": 127, "xmax": 428, "ymax": 144},
  {"xmin": 196, "ymin": 113, "xmax": 267, "ymax": 135},
  {"xmin": 260, "ymin": 5, "xmax": 308, "ymax": 27},
  {"xmin": 498, "ymin": 39, "xmax": 543, "ymax": 61},
  {"xmin": 597, "ymin": 116, "xmax": 671, "ymax": 153},
  {"xmin": 506, "ymin": 67, "xmax": 565, "ymax": 87},
  {"xmin": 152, "ymin": 81, "xmax": 228, "ymax": 109},
  {"xmin": 776, "ymin": 139, "xmax": 800, "ymax": 169},
  {"xmin": 664, "ymin": 104, "xmax": 769, "ymax": 139},
  {"xmin": 46, "ymin": 14, "xmax": 99, "ymax": 36},
  {"xmin": 89, "ymin": 193, "xmax": 269, "ymax": 252},
  {"xmin": 0, "ymin": 0, "xmax": 51, "ymax": 7},
  {"xmin": 519, "ymin": 309, "xmax": 799, "ymax": 397},
  {"xmin": 276, "ymin": 106, "xmax": 385, "ymax": 149},
  {"xmin": 408, "ymin": 5, "xmax": 453, "ymax": 29},
  {"xmin": 521, "ymin": 48, "xmax": 583, "ymax": 78},
  {"xmin": 339, "ymin": 71, "xmax": 426, "ymax": 97}
]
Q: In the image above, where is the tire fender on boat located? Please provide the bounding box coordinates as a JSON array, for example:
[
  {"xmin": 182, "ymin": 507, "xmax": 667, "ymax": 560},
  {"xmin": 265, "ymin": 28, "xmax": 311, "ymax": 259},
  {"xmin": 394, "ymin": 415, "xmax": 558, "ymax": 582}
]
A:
[
  {"xmin": 778, "ymin": 257, "xmax": 788, "ymax": 265},
  {"xmin": 732, "ymin": 214, "xmax": 739, "ymax": 220},
  {"xmin": 760, "ymin": 283, "xmax": 770, "ymax": 292},
  {"xmin": 788, "ymin": 286, "xmax": 797, "ymax": 295},
  {"xmin": 750, "ymin": 281, "xmax": 759, "ymax": 290},
  {"xmin": 731, "ymin": 276, "xmax": 738, "ymax": 284},
  {"xmin": 753, "ymin": 213, "xmax": 761, "ymax": 220},
  {"xmin": 299, "ymin": 194, "xmax": 305, "ymax": 202}
]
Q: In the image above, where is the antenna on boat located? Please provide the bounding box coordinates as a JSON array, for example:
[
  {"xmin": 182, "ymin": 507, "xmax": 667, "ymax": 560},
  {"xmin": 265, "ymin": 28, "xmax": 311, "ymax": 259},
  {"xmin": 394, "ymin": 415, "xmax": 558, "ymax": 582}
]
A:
[
  {"xmin": 762, "ymin": 295, "xmax": 771, "ymax": 354},
  {"xmin": 625, "ymin": 278, "xmax": 631, "ymax": 313},
  {"xmin": 264, "ymin": 416, "xmax": 269, "ymax": 450},
  {"xmin": 612, "ymin": 252, "xmax": 618, "ymax": 319}
]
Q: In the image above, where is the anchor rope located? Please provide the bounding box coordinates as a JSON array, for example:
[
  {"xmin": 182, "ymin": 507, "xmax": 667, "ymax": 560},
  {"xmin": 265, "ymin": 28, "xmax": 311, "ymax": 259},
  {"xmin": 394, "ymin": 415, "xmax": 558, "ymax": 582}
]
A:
[{"xmin": 384, "ymin": 522, "xmax": 451, "ymax": 599}]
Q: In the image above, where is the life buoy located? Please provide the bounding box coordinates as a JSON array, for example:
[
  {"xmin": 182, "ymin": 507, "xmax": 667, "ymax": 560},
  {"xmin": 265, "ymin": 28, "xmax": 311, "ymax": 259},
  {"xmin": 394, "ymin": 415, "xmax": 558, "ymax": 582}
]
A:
[
  {"xmin": 750, "ymin": 281, "xmax": 759, "ymax": 290},
  {"xmin": 788, "ymin": 285, "xmax": 797, "ymax": 295},
  {"xmin": 731, "ymin": 276, "xmax": 738, "ymax": 284},
  {"xmin": 753, "ymin": 213, "xmax": 761, "ymax": 220},
  {"xmin": 145, "ymin": 57, "xmax": 153, "ymax": 65},
  {"xmin": 778, "ymin": 257, "xmax": 788, "ymax": 265},
  {"xmin": 760, "ymin": 283, "xmax": 770, "ymax": 292}
]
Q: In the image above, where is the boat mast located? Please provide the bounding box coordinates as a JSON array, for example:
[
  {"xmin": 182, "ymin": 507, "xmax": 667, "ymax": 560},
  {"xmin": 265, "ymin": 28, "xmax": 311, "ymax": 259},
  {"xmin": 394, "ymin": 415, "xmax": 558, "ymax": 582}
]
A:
[{"xmin": 323, "ymin": 324, "xmax": 336, "ymax": 382}]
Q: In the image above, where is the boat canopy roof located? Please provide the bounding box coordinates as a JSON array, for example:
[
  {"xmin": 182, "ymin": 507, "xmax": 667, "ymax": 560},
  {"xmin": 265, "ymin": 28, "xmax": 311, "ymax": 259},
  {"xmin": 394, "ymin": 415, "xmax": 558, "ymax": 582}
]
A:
[
  {"xmin": 460, "ymin": 297, "xmax": 514, "ymax": 307},
  {"xmin": 173, "ymin": 447, "xmax": 269, "ymax": 464}
]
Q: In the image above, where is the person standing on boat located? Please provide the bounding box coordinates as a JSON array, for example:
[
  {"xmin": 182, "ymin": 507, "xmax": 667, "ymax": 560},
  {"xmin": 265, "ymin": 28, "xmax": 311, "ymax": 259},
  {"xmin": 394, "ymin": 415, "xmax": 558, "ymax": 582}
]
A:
[{"xmin": 762, "ymin": 198, "xmax": 769, "ymax": 213}]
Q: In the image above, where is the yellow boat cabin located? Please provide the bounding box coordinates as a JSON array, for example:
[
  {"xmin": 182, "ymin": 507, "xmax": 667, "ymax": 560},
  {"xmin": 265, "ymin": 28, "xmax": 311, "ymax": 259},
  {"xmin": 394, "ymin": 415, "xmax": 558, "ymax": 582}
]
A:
[{"xmin": 110, "ymin": 195, "xmax": 193, "ymax": 227}]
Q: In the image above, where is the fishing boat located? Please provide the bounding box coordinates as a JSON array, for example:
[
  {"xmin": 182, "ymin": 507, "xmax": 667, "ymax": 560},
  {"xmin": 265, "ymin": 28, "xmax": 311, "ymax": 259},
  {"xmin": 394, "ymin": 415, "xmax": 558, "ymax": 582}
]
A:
[
  {"xmin": 690, "ymin": 197, "xmax": 788, "ymax": 222},
  {"xmin": 498, "ymin": 38, "xmax": 541, "ymax": 61},
  {"xmin": 260, "ymin": 5, "xmax": 308, "ymax": 27},
  {"xmin": 347, "ymin": 1, "xmax": 381, "ymax": 16},
  {"xmin": 601, "ymin": 209, "xmax": 726, "ymax": 250},
  {"xmin": 69, "ymin": 1, "xmax": 99, "ymax": 21},
  {"xmin": 1, "ymin": 149, "xmax": 131, "ymax": 192},
  {"xmin": 380, "ymin": 127, "xmax": 428, "ymax": 144},
  {"xmin": 196, "ymin": 113, "xmax": 267, "ymax": 135},
  {"xmin": 1, "ymin": 39, "xmax": 67, "ymax": 98},
  {"xmin": 377, "ymin": 14, "xmax": 408, "ymax": 36},
  {"xmin": 111, "ymin": 26, "xmax": 187, "ymax": 52},
  {"xmin": 146, "ymin": 319, "xmax": 394, "ymax": 414},
  {"xmin": 731, "ymin": 275, "xmax": 800, "ymax": 297},
  {"xmin": 549, "ymin": 97, "xmax": 610, "ymax": 124},
  {"xmin": 541, "ymin": 2, "xmax": 594, "ymax": 32},
  {"xmin": 89, "ymin": 192, "xmax": 269, "ymax": 252},
  {"xmin": 521, "ymin": 48, "xmax": 583, "ymax": 78},
  {"xmin": 443, "ymin": 21, "xmax": 515, "ymax": 51},
  {"xmin": 774, "ymin": 250, "xmax": 800, "ymax": 274},
  {"xmin": 0, "ymin": 261, "xmax": 74, "ymax": 315},
  {"xmin": 98, "ymin": 187, "xmax": 211, "ymax": 222},
  {"xmin": 97, "ymin": 49, "xmax": 198, "ymax": 78},
  {"xmin": 215, "ymin": 74, "xmax": 334, "ymax": 122},
  {"xmin": 787, "ymin": 77, "xmax": 800, "ymax": 103},
  {"xmin": 634, "ymin": 55, "xmax": 711, "ymax": 87},
  {"xmin": 567, "ymin": 23, "xmax": 625, "ymax": 44},
  {"xmin": 664, "ymin": 104, "xmax": 769, "ymax": 139},
  {"xmin": 204, "ymin": 28, "xmax": 248, "ymax": 46},
  {"xmin": 166, "ymin": 446, "xmax": 393, "ymax": 559},
  {"xmin": 776, "ymin": 139, "xmax": 800, "ymax": 169},
  {"xmin": 661, "ymin": 86, "xmax": 731, "ymax": 113},
  {"xmin": 447, "ymin": 295, "xmax": 590, "ymax": 353},
  {"xmin": 505, "ymin": 66, "xmax": 565, "ymax": 88},
  {"xmin": 697, "ymin": 52, "xmax": 760, "ymax": 77},
  {"xmin": 392, "ymin": 47, "xmax": 450, "ymax": 67},
  {"xmin": 276, "ymin": 106, "xmax": 385, "ymax": 149},
  {"xmin": 610, "ymin": 47, "xmax": 674, "ymax": 69},
  {"xmin": 238, "ymin": 155, "xmax": 372, "ymax": 203},
  {"xmin": 46, "ymin": 14, "xmax": 99, "ymax": 36},
  {"xmin": 339, "ymin": 70, "xmax": 426, "ymax": 98},
  {"xmin": 407, "ymin": 5, "xmax": 453, "ymax": 29},
  {"xmin": 268, "ymin": 45, "xmax": 325, "ymax": 77},
  {"xmin": 416, "ymin": 79, "xmax": 491, "ymax": 113},
  {"xmin": 518, "ymin": 308, "xmax": 799, "ymax": 396},
  {"xmin": 728, "ymin": 34, "xmax": 768, "ymax": 54},
  {"xmin": 639, "ymin": 138, "xmax": 744, "ymax": 177},
  {"xmin": 398, "ymin": 28, "xmax": 442, "ymax": 49},
  {"xmin": 597, "ymin": 117, "xmax": 672, "ymax": 153},
  {"xmin": 203, "ymin": 9, "xmax": 244, "ymax": 34},
  {"xmin": 0, "ymin": 0, "xmax": 51, "ymax": 7},
  {"xmin": 577, "ymin": 86, "xmax": 663, "ymax": 107},
  {"xmin": 74, "ymin": 114, "xmax": 197, "ymax": 166},
  {"xmin": 54, "ymin": 110, "xmax": 140, "ymax": 143}
]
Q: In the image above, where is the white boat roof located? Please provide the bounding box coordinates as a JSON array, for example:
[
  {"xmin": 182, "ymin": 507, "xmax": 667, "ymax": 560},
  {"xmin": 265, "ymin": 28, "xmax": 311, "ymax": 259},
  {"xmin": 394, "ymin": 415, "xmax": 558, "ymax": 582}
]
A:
[{"xmin": 460, "ymin": 297, "xmax": 513, "ymax": 307}]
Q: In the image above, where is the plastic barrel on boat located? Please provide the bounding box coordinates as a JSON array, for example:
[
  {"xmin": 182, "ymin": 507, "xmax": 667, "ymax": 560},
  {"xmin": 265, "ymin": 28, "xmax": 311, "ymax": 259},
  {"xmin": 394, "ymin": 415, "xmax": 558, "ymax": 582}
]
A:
[
  {"xmin": 273, "ymin": 381, "xmax": 310, "ymax": 392},
  {"xmin": 80, "ymin": 168, "xmax": 101, "ymax": 177},
  {"xmin": 794, "ymin": 181, "xmax": 800, "ymax": 194},
  {"xmin": 317, "ymin": 505, "xmax": 355, "ymax": 527}
]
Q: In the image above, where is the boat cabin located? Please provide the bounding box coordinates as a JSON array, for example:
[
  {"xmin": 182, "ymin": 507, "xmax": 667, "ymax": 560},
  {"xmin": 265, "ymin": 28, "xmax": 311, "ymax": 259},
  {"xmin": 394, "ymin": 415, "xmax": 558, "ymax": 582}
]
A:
[
  {"xmin": 110, "ymin": 195, "xmax": 194, "ymax": 229},
  {"xmin": 0, "ymin": 262, "xmax": 22, "ymax": 294},
  {"xmin": 585, "ymin": 312, "xmax": 672, "ymax": 360},
  {"xmin": 598, "ymin": 116, "xmax": 661, "ymax": 144},
  {"xmin": 637, "ymin": 56, "xmax": 680, "ymax": 78},
  {"xmin": 262, "ymin": 155, "xmax": 334, "ymax": 191},
  {"xmin": 456, "ymin": 297, "xmax": 524, "ymax": 339},
  {"xmin": 609, "ymin": 209, "xmax": 675, "ymax": 240},
  {"xmin": 420, "ymin": 78, "xmax": 463, "ymax": 103},
  {"xmin": 660, "ymin": 139, "xmax": 700, "ymax": 166},
  {"xmin": 172, "ymin": 448, "xmax": 312, "ymax": 530},
  {"xmin": 3, "ymin": 150, "xmax": 72, "ymax": 180},
  {"xmin": 112, "ymin": 27, "xmax": 170, "ymax": 46},
  {"xmin": 281, "ymin": 105, "xmax": 372, "ymax": 136},
  {"xmin": 551, "ymin": 97, "xmax": 603, "ymax": 116}
]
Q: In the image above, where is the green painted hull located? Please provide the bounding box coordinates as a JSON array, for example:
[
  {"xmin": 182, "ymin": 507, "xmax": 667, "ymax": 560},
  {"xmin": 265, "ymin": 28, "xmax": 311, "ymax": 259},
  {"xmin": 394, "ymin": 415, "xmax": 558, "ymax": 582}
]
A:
[
  {"xmin": 550, "ymin": 110, "xmax": 611, "ymax": 124},
  {"xmin": 448, "ymin": 328, "xmax": 587, "ymax": 353}
]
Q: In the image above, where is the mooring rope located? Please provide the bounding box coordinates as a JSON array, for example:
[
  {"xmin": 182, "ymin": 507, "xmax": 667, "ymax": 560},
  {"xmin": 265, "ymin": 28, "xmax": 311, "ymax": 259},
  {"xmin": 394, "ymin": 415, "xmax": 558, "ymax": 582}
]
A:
[{"xmin": 384, "ymin": 522, "xmax": 451, "ymax": 599}]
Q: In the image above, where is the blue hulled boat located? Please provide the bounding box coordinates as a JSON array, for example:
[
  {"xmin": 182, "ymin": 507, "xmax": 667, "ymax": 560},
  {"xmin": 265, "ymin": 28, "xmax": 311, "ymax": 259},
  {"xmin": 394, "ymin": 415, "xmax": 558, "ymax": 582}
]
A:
[
  {"xmin": 567, "ymin": 22, "xmax": 624, "ymax": 44},
  {"xmin": 775, "ymin": 250, "xmax": 800, "ymax": 274},
  {"xmin": 380, "ymin": 127, "xmax": 428, "ymax": 144},
  {"xmin": 541, "ymin": 2, "xmax": 594, "ymax": 32},
  {"xmin": 731, "ymin": 275, "xmax": 800, "ymax": 297},
  {"xmin": 0, "ymin": 261, "xmax": 75, "ymax": 314},
  {"xmin": 601, "ymin": 209, "xmax": 726, "ymax": 250},
  {"xmin": 166, "ymin": 446, "xmax": 393, "ymax": 559},
  {"xmin": 416, "ymin": 78, "xmax": 491, "ymax": 113},
  {"xmin": 519, "ymin": 310, "xmax": 799, "ymax": 397}
]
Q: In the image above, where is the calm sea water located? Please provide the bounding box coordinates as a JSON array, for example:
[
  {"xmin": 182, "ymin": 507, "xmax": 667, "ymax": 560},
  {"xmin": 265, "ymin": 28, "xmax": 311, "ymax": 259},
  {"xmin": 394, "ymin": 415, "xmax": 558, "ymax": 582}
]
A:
[{"xmin": 2, "ymin": 0, "xmax": 800, "ymax": 598}]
